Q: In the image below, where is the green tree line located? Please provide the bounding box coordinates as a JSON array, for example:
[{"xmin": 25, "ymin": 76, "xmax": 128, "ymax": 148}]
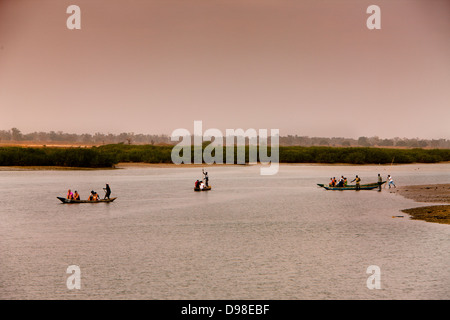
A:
[
  {"xmin": 0, "ymin": 147, "xmax": 116, "ymax": 167},
  {"xmin": 97, "ymin": 144, "xmax": 450, "ymax": 165},
  {"xmin": 1, "ymin": 145, "xmax": 450, "ymax": 167}
]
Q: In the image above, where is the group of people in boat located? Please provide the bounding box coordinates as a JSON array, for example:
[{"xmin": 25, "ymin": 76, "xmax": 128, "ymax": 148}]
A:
[
  {"xmin": 329, "ymin": 175, "xmax": 362, "ymax": 189},
  {"xmin": 329, "ymin": 176, "xmax": 349, "ymax": 188},
  {"xmin": 66, "ymin": 189, "xmax": 81, "ymax": 200},
  {"xmin": 328, "ymin": 174, "xmax": 395, "ymax": 190},
  {"xmin": 194, "ymin": 170, "xmax": 210, "ymax": 190},
  {"xmin": 66, "ymin": 184, "xmax": 111, "ymax": 201}
]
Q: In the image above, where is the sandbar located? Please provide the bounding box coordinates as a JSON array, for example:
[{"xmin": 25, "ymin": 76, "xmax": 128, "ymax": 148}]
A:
[{"xmin": 395, "ymin": 184, "xmax": 450, "ymax": 225}]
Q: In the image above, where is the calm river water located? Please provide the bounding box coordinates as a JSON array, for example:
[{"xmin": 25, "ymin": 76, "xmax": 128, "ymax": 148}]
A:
[{"xmin": 0, "ymin": 163, "xmax": 449, "ymax": 299}]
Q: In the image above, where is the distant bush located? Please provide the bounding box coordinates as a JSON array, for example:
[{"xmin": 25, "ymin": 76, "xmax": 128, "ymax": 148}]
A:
[
  {"xmin": 97, "ymin": 144, "xmax": 450, "ymax": 165},
  {"xmin": 1, "ymin": 145, "xmax": 450, "ymax": 167},
  {"xmin": 0, "ymin": 147, "xmax": 116, "ymax": 167}
]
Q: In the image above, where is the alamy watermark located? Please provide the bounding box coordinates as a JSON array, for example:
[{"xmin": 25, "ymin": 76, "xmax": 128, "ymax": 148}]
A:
[
  {"xmin": 366, "ymin": 265, "xmax": 381, "ymax": 290},
  {"xmin": 170, "ymin": 121, "xmax": 279, "ymax": 175},
  {"xmin": 66, "ymin": 265, "xmax": 81, "ymax": 290},
  {"xmin": 66, "ymin": 5, "xmax": 381, "ymax": 31}
]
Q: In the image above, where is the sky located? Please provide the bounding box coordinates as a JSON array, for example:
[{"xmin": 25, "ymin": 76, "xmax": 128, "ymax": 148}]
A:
[{"xmin": 0, "ymin": 0, "xmax": 449, "ymax": 139}]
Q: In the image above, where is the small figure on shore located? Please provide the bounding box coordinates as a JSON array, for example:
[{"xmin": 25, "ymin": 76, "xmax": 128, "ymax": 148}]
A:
[
  {"xmin": 103, "ymin": 184, "xmax": 111, "ymax": 199},
  {"xmin": 351, "ymin": 175, "xmax": 361, "ymax": 190},
  {"xmin": 388, "ymin": 175, "xmax": 396, "ymax": 189},
  {"xmin": 377, "ymin": 173, "xmax": 383, "ymax": 191}
]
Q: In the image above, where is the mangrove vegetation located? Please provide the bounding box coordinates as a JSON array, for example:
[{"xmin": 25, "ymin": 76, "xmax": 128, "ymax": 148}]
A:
[{"xmin": 1, "ymin": 144, "xmax": 450, "ymax": 168}]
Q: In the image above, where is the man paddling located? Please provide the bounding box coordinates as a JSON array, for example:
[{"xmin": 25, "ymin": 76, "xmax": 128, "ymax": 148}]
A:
[
  {"xmin": 202, "ymin": 170, "xmax": 209, "ymax": 187},
  {"xmin": 103, "ymin": 184, "xmax": 111, "ymax": 199}
]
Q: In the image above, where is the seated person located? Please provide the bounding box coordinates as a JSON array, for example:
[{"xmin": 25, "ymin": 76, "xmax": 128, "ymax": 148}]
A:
[
  {"xmin": 67, "ymin": 189, "xmax": 74, "ymax": 200},
  {"xmin": 338, "ymin": 176, "xmax": 344, "ymax": 187},
  {"xmin": 73, "ymin": 191, "xmax": 80, "ymax": 200}
]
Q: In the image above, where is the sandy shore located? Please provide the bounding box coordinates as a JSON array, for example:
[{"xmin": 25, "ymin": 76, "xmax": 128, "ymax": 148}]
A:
[
  {"xmin": 395, "ymin": 184, "xmax": 450, "ymax": 203},
  {"xmin": 394, "ymin": 184, "xmax": 450, "ymax": 225}
]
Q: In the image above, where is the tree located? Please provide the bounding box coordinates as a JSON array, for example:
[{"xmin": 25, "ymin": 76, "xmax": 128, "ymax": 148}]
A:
[
  {"xmin": 358, "ymin": 136, "xmax": 371, "ymax": 147},
  {"xmin": 11, "ymin": 128, "xmax": 22, "ymax": 141}
]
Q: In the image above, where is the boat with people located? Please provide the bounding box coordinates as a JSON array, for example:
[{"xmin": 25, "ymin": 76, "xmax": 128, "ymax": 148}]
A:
[
  {"xmin": 194, "ymin": 169, "xmax": 212, "ymax": 191},
  {"xmin": 194, "ymin": 186, "xmax": 212, "ymax": 192},
  {"xmin": 317, "ymin": 181, "xmax": 385, "ymax": 188},
  {"xmin": 322, "ymin": 185, "xmax": 378, "ymax": 191},
  {"xmin": 57, "ymin": 196, "xmax": 117, "ymax": 203},
  {"xmin": 59, "ymin": 185, "xmax": 115, "ymax": 203}
]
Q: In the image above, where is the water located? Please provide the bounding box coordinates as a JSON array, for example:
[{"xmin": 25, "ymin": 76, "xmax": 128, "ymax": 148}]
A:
[{"xmin": 0, "ymin": 163, "xmax": 449, "ymax": 299}]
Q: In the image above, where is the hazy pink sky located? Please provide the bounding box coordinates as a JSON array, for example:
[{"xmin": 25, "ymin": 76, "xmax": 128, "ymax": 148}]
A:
[{"xmin": 0, "ymin": 0, "xmax": 449, "ymax": 139}]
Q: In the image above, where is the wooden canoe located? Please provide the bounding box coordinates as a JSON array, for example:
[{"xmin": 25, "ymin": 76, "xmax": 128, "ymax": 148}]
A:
[
  {"xmin": 57, "ymin": 197, "xmax": 117, "ymax": 203},
  {"xmin": 318, "ymin": 181, "xmax": 385, "ymax": 188},
  {"xmin": 322, "ymin": 185, "xmax": 378, "ymax": 190}
]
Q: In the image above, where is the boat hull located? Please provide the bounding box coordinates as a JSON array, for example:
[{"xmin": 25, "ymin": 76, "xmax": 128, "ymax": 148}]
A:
[
  {"xmin": 57, "ymin": 197, "xmax": 117, "ymax": 203},
  {"xmin": 322, "ymin": 185, "xmax": 378, "ymax": 190},
  {"xmin": 318, "ymin": 181, "xmax": 385, "ymax": 189},
  {"xmin": 194, "ymin": 186, "xmax": 211, "ymax": 191}
]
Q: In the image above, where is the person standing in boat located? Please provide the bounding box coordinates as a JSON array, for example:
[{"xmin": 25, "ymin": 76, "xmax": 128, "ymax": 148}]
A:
[
  {"xmin": 202, "ymin": 169, "xmax": 209, "ymax": 187},
  {"xmin": 351, "ymin": 175, "xmax": 361, "ymax": 190},
  {"xmin": 103, "ymin": 184, "xmax": 111, "ymax": 199}
]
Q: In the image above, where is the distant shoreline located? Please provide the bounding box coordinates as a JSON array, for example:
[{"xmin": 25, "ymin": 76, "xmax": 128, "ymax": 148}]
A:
[
  {"xmin": 0, "ymin": 166, "xmax": 115, "ymax": 171},
  {"xmin": 2, "ymin": 144, "xmax": 450, "ymax": 167},
  {"xmin": 395, "ymin": 184, "xmax": 450, "ymax": 225},
  {"xmin": 2, "ymin": 161, "xmax": 450, "ymax": 171}
]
